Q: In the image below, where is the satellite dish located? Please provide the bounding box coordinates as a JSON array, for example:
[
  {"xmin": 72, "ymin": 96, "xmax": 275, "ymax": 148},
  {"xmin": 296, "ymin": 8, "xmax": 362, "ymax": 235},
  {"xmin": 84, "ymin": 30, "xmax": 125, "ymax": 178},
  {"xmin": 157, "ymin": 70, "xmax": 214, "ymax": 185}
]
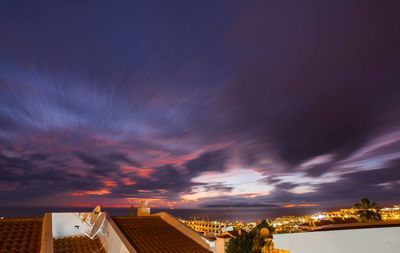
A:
[
  {"xmin": 89, "ymin": 212, "xmax": 107, "ymax": 239},
  {"xmin": 90, "ymin": 205, "xmax": 101, "ymax": 225},
  {"xmin": 77, "ymin": 212, "xmax": 107, "ymax": 239}
]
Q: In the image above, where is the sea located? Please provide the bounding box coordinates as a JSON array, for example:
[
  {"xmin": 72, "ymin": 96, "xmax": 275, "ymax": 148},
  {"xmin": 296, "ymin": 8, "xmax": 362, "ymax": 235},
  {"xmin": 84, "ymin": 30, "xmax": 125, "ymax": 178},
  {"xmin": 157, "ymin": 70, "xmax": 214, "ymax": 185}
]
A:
[{"xmin": 0, "ymin": 206, "xmax": 329, "ymax": 222}]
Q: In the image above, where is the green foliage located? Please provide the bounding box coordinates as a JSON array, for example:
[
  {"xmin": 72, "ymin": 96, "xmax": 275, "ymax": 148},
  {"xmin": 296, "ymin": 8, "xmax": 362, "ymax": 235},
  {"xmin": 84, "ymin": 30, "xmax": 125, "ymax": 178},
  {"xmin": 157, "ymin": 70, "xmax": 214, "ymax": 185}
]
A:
[
  {"xmin": 226, "ymin": 219, "xmax": 274, "ymax": 253},
  {"xmin": 226, "ymin": 233, "xmax": 252, "ymax": 253},
  {"xmin": 353, "ymin": 198, "xmax": 382, "ymax": 222}
]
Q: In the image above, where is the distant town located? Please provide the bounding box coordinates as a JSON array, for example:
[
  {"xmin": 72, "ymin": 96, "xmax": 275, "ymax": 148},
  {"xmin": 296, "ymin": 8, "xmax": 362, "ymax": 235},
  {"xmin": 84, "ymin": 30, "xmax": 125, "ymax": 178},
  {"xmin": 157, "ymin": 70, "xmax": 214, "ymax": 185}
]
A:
[
  {"xmin": 180, "ymin": 203, "xmax": 400, "ymax": 237},
  {"xmin": 177, "ymin": 200, "xmax": 400, "ymax": 252}
]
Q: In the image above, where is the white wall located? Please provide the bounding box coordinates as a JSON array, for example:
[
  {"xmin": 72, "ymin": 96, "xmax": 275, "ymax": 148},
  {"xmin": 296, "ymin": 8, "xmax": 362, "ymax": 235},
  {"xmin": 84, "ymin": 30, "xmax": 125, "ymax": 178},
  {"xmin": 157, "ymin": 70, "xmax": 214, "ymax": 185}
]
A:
[
  {"xmin": 52, "ymin": 213, "xmax": 92, "ymax": 238},
  {"xmin": 51, "ymin": 212, "xmax": 134, "ymax": 252},
  {"xmin": 274, "ymin": 226, "xmax": 400, "ymax": 253},
  {"xmin": 216, "ymin": 237, "xmax": 229, "ymax": 253}
]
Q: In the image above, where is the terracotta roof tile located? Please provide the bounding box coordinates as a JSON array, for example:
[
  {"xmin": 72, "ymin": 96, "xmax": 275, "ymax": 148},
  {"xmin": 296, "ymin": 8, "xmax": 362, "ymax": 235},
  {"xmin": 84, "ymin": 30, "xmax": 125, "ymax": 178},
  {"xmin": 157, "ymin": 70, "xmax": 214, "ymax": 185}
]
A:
[
  {"xmin": 227, "ymin": 229, "xmax": 246, "ymax": 237},
  {"xmin": 0, "ymin": 218, "xmax": 42, "ymax": 253},
  {"xmin": 54, "ymin": 236, "xmax": 105, "ymax": 253},
  {"xmin": 113, "ymin": 216, "xmax": 212, "ymax": 253}
]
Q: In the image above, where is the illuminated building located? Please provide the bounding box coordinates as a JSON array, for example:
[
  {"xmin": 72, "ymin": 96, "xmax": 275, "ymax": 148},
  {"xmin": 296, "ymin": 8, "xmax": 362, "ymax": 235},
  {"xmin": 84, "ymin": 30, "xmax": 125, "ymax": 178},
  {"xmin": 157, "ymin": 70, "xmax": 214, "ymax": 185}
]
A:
[{"xmin": 183, "ymin": 220, "xmax": 228, "ymax": 237}]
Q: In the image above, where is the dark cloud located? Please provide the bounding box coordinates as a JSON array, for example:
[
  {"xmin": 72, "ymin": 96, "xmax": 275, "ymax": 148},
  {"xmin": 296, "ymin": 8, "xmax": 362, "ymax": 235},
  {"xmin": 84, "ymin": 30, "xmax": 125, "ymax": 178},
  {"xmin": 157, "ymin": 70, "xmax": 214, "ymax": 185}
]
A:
[
  {"xmin": 0, "ymin": 138, "xmax": 229, "ymax": 205},
  {"xmin": 204, "ymin": 183, "xmax": 233, "ymax": 193},
  {"xmin": 318, "ymin": 159, "xmax": 400, "ymax": 201},
  {"xmin": 200, "ymin": 159, "xmax": 400, "ymax": 209},
  {"xmin": 274, "ymin": 182, "xmax": 299, "ymax": 191},
  {"xmin": 29, "ymin": 153, "xmax": 48, "ymax": 161},
  {"xmin": 203, "ymin": 203, "xmax": 278, "ymax": 208},
  {"xmin": 0, "ymin": 152, "xmax": 105, "ymax": 204},
  {"xmin": 269, "ymin": 160, "xmax": 400, "ymax": 206},
  {"xmin": 105, "ymin": 153, "xmax": 142, "ymax": 168},
  {"xmin": 305, "ymin": 163, "xmax": 334, "ymax": 177},
  {"xmin": 0, "ymin": 0, "xmax": 399, "ymax": 209},
  {"xmin": 184, "ymin": 150, "xmax": 227, "ymax": 177},
  {"xmin": 140, "ymin": 165, "xmax": 190, "ymax": 193},
  {"xmin": 343, "ymin": 161, "xmax": 400, "ymax": 187},
  {"xmin": 113, "ymin": 149, "xmax": 228, "ymax": 198},
  {"xmin": 219, "ymin": 1, "xmax": 400, "ymax": 168},
  {"xmin": 0, "ymin": 112, "xmax": 20, "ymax": 132}
]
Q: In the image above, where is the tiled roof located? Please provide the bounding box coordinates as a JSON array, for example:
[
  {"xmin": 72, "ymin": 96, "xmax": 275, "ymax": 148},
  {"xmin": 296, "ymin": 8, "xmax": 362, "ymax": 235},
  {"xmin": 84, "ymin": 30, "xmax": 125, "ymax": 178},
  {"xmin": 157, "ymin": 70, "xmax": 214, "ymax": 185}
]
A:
[
  {"xmin": 113, "ymin": 216, "xmax": 212, "ymax": 253},
  {"xmin": 54, "ymin": 236, "xmax": 106, "ymax": 253},
  {"xmin": 227, "ymin": 229, "xmax": 246, "ymax": 237},
  {"xmin": 0, "ymin": 218, "xmax": 42, "ymax": 253},
  {"xmin": 217, "ymin": 234, "xmax": 233, "ymax": 239}
]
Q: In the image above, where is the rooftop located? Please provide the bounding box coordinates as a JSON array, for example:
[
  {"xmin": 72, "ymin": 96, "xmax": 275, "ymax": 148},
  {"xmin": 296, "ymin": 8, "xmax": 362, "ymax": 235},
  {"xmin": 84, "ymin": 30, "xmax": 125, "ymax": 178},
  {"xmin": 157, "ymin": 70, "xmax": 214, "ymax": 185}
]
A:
[
  {"xmin": 0, "ymin": 209, "xmax": 214, "ymax": 253},
  {"xmin": 0, "ymin": 218, "xmax": 42, "ymax": 253},
  {"xmin": 113, "ymin": 216, "xmax": 212, "ymax": 253},
  {"xmin": 54, "ymin": 236, "xmax": 105, "ymax": 253}
]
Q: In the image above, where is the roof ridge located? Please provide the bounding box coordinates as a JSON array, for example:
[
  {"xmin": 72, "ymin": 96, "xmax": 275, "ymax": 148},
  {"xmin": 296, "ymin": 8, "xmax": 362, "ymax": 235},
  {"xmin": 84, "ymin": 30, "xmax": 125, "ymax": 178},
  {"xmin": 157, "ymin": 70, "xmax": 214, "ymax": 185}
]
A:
[{"xmin": 113, "ymin": 216, "xmax": 212, "ymax": 253}]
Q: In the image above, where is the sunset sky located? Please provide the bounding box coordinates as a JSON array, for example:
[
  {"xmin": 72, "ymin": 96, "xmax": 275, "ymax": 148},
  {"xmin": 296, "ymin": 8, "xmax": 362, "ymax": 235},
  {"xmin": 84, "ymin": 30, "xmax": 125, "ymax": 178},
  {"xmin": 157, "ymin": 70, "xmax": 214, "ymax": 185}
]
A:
[{"xmin": 1, "ymin": 0, "xmax": 400, "ymax": 209}]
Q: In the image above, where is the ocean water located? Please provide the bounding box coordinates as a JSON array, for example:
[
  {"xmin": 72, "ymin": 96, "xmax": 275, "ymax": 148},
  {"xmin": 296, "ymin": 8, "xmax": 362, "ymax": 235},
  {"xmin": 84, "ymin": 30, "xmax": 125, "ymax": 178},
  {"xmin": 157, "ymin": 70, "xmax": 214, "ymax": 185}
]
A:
[{"xmin": 0, "ymin": 206, "xmax": 326, "ymax": 222}]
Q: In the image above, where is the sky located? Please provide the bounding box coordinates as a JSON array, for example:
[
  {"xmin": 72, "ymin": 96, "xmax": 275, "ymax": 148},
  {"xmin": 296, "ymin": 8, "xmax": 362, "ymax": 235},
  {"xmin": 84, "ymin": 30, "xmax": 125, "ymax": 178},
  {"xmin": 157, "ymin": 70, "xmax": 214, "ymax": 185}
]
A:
[{"xmin": 0, "ymin": 0, "xmax": 400, "ymax": 210}]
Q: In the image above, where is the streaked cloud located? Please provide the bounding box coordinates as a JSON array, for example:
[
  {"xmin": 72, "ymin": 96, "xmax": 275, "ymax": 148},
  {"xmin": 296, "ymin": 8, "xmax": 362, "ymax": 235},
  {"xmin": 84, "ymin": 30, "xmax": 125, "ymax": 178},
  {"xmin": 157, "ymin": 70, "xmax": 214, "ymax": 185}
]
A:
[{"xmin": 0, "ymin": 0, "xmax": 399, "ymax": 209}]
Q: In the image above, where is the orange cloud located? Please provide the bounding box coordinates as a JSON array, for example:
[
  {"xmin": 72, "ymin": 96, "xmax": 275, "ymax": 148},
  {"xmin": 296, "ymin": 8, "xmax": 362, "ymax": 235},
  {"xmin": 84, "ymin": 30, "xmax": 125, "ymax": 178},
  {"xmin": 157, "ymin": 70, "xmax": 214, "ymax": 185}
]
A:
[
  {"xmin": 122, "ymin": 178, "xmax": 137, "ymax": 186},
  {"xmin": 239, "ymin": 193, "xmax": 267, "ymax": 198},
  {"xmin": 283, "ymin": 203, "xmax": 320, "ymax": 208},
  {"xmin": 125, "ymin": 197, "xmax": 175, "ymax": 208},
  {"xmin": 138, "ymin": 189, "xmax": 151, "ymax": 193},
  {"xmin": 121, "ymin": 166, "xmax": 154, "ymax": 178},
  {"xmin": 136, "ymin": 168, "xmax": 154, "ymax": 178},
  {"xmin": 102, "ymin": 179, "xmax": 117, "ymax": 188},
  {"xmin": 69, "ymin": 188, "xmax": 111, "ymax": 196}
]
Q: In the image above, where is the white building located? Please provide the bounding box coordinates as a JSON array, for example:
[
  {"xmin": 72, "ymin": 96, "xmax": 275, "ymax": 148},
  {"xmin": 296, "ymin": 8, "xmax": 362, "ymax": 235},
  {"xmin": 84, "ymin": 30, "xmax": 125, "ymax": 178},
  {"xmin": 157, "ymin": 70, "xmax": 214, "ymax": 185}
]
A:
[
  {"xmin": 184, "ymin": 220, "xmax": 228, "ymax": 237},
  {"xmin": 274, "ymin": 221, "xmax": 400, "ymax": 253}
]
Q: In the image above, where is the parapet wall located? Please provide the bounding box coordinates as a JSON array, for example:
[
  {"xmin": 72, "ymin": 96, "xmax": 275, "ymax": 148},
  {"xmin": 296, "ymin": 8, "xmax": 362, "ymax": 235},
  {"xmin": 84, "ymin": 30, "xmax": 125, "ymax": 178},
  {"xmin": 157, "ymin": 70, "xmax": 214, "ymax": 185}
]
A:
[{"xmin": 274, "ymin": 226, "xmax": 400, "ymax": 253}]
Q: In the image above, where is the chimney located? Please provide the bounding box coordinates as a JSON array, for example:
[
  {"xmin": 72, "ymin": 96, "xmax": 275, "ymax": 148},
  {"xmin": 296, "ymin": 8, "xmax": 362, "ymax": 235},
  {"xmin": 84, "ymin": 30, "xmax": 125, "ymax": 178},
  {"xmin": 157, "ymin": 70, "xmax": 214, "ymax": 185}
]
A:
[
  {"xmin": 137, "ymin": 200, "xmax": 150, "ymax": 216},
  {"xmin": 129, "ymin": 205, "xmax": 135, "ymax": 216}
]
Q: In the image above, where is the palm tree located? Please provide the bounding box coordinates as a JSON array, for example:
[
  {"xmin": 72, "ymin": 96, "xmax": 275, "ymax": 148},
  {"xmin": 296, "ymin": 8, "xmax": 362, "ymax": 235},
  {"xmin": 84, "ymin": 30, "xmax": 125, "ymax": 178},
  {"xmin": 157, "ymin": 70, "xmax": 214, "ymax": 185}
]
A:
[
  {"xmin": 353, "ymin": 198, "xmax": 382, "ymax": 222},
  {"xmin": 226, "ymin": 220, "xmax": 275, "ymax": 253},
  {"xmin": 256, "ymin": 219, "xmax": 275, "ymax": 233}
]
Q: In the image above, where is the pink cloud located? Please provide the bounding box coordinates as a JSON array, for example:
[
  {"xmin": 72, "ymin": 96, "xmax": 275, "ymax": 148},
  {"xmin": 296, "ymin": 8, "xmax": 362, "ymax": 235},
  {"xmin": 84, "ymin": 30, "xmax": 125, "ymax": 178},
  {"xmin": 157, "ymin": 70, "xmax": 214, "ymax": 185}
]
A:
[
  {"xmin": 0, "ymin": 182, "xmax": 20, "ymax": 191},
  {"xmin": 121, "ymin": 165, "xmax": 138, "ymax": 174},
  {"xmin": 122, "ymin": 178, "xmax": 137, "ymax": 186},
  {"xmin": 102, "ymin": 179, "xmax": 118, "ymax": 188},
  {"xmin": 136, "ymin": 168, "xmax": 154, "ymax": 178}
]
